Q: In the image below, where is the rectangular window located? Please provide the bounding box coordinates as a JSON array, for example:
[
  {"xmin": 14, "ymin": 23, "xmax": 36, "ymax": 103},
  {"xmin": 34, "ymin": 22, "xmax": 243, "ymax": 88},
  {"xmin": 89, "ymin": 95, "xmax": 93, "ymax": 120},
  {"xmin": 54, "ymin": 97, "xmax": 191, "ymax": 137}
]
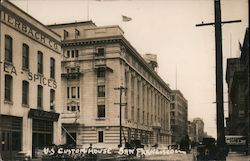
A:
[
  {"xmin": 5, "ymin": 35, "xmax": 13, "ymax": 63},
  {"xmin": 75, "ymin": 50, "xmax": 79, "ymax": 57},
  {"xmin": 22, "ymin": 81, "xmax": 29, "ymax": 105},
  {"xmin": 97, "ymin": 85, "xmax": 105, "ymax": 97},
  {"xmin": 50, "ymin": 58, "xmax": 55, "ymax": 79},
  {"xmin": 5, "ymin": 75, "xmax": 12, "ymax": 101},
  {"xmin": 67, "ymin": 50, "xmax": 70, "ymax": 58},
  {"xmin": 64, "ymin": 30, "xmax": 69, "ymax": 39},
  {"xmin": 96, "ymin": 47, "xmax": 105, "ymax": 56},
  {"xmin": 71, "ymin": 106, "xmax": 76, "ymax": 111},
  {"xmin": 50, "ymin": 89, "xmax": 55, "ymax": 110},
  {"xmin": 67, "ymin": 87, "xmax": 70, "ymax": 98},
  {"xmin": 37, "ymin": 51, "xmax": 43, "ymax": 74},
  {"xmin": 97, "ymin": 69, "xmax": 105, "ymax": 78},
  {"xmin": 71, "ymin": 50, "xmax": 75, "ymax": 58},
  {"xmin": 98, "ymin": 105, "xmax": 105, "ymax": 118},
  {"xmin": 98, "ymin": 131, "xmax": 104, "ymax": 143},
  {"xmin": 71, "ymin": 87, "xmax": 76, "ymax": 98},
  {"xmin": 37, "ymin": 85, "xmax": 43, "ymax": 108},
  {"xmin": 170, "ymin": 104, "xmax": 175, "ymax": 110},
  {"xmin": 22, "ymin": 44, "xmax": 29, "ymax": 69},
  {"xmin": 77, "ymin": 87, "xmax": 80, "ymax": 98},
  {"xmin": 131, "ymin": 106, "xmax": 134, "ymax": 121}
]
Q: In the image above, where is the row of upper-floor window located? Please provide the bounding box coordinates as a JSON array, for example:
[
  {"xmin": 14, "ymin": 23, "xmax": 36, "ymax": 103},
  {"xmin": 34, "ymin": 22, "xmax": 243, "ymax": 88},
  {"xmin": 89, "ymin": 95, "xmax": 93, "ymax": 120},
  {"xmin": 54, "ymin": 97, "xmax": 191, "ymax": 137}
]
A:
[
  {"xmin": 66, "ymin": 85, "xmax": 105, "ymax": 99},
  {"xmin": 129, "ymin": 106, "xmax": 168, "ymax": 127},
  {"xmin": 125, "ymin": 57, "xmax": 169, "ymax": 96},
  {"xmin": 4, "ymin": 74, "xmax": 55, "ymax": 110},
  {"xmin": 65, "ymin": 103, "xmax": 105, "ymax": 119},
  {"xmin": 64, "ymin": 47, "xmax": 105, "ymax": 59},
  {"xmin": 4, "ymin": 35, "xmax": 56, "ymax": 79}
]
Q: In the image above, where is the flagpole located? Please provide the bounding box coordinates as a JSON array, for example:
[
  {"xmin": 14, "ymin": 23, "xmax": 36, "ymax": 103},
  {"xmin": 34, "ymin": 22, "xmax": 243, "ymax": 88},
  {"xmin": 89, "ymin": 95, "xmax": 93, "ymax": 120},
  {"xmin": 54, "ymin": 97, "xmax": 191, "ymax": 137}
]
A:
[{"xmin": 175, "ymin": 64, "xmax": 177, "ymax": 90}]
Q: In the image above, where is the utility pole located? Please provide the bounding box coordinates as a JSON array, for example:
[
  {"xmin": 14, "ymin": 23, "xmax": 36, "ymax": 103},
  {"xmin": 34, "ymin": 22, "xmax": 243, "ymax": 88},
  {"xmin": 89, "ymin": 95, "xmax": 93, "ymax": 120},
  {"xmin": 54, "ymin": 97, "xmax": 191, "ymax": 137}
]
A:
[
  {"xmin": 196, "ymin": 0, "xmax": 241, "ymax": 160},
  {"xmin": 114, "ymin": 86, "xmax": 127, "ymax": 147}
]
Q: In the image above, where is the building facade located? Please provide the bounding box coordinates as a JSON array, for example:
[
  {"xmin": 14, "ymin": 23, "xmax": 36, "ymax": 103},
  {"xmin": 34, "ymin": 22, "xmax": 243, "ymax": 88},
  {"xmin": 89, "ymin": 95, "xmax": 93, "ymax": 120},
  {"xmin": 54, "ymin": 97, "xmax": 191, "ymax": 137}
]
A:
[
  {"xmin": 48, "ymin": 21, "xmax": 172, "ymax": 148},
  {"xmin": 225, "ymin": 28, "xmax": 249, "ymax": 153},
  {"xmin": 188, "ymin": 118, "xmax": 204, "ymax": 143},
  {"xmin": 0, "ymin": 1, "xmax": 62, "ymax": 159},
  {"xmin": 170, "ymin": 90, "xmax": 188, "ymax": 144}
]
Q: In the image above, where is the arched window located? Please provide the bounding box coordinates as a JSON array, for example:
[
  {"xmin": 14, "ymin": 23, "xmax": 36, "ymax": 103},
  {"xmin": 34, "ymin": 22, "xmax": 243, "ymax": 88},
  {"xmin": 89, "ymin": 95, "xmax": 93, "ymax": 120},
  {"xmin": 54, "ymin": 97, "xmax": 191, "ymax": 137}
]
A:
[
  {"xmin": 50, "ymin": 58, "xmax": 55, "ymax": 78},
  {"xmin": 5, "ymin": 75, "xmax": 13, "ymax": 101},
  {"xmin": 5, "ymin": 35, "xmax": 13, "ymax": 63},
  {"xmin": 37, "ymin": 51, "xmax": 43, "ymax": 74},
  {"xmin": 50, "ymin": 89, "xmax": 55, "ymax": 110},
  {"xmin": 22, "ymin": 44, "xmax": 29, "ymax": 69},
  {"xmin": 37, "ymin": 85, "xmax": 43, "ymax": 108},
  {"xmin": 22, "ymin": 81, "xmax": 29, "ymax": 105}
]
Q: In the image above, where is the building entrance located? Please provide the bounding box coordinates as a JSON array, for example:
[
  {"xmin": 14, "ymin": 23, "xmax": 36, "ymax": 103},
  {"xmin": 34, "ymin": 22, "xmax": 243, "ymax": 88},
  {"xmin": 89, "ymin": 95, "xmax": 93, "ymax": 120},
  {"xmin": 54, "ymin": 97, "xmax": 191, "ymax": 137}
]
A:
[
  {"xmin": 32, "ymin": 119, "xmax": 53, "ymax": 158},
  {"xmin": 0, "ymin": 115, "xmax": 22, "ymax": 160}
]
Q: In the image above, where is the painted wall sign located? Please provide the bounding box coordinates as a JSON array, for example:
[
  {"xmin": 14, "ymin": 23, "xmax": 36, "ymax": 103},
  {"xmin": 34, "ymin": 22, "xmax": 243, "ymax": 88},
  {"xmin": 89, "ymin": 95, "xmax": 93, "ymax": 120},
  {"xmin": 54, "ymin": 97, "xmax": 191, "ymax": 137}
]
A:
[
  {"xmin": 1, "ymin": 10, "xmax": 60, "ymax": 51},
  {"xmin": 1, "ymin": 61, "xmax": 57, "ymax": 89},
  {"xmin": 28, "ymin": 109, "xmax": 59, "ymax": 121}
]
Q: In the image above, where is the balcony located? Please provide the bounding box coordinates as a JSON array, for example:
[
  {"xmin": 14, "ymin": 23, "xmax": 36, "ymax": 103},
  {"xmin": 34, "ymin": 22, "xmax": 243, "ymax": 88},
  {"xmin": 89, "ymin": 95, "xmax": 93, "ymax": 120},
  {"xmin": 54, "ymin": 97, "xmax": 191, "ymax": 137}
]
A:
[{"xmin": 61, "ymin": 72, "xmax": 82, "ymax": 79}]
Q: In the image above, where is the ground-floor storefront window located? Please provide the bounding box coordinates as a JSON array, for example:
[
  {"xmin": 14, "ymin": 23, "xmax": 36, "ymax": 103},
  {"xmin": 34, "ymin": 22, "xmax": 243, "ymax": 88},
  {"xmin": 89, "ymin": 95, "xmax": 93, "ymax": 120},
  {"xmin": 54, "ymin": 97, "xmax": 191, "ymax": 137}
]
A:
[
  {"xmin": 0, "ymin": 115, "xmax": 22, "ymax": 160},
  {"xmin": 32, "ymin": 119, "xmax": 53, "ymax": 157}
]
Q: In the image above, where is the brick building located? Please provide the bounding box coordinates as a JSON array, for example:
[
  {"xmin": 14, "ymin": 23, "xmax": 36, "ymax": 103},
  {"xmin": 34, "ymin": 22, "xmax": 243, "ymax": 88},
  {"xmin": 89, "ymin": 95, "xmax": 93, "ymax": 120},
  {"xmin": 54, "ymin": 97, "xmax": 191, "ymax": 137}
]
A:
[{"xmin": 170, "ymin": 90, "xmax": 188, "ymax": 144}]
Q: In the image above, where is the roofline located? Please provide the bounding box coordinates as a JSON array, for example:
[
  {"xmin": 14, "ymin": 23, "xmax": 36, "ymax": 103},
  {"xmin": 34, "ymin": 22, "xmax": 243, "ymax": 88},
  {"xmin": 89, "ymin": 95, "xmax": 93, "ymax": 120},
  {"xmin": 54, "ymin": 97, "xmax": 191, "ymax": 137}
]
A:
[
  {"xmin": 60, "ymin": 35, "xmax": 171, "ymax": 93},
  {"xmin": 47, "ymin": 20, "xmax": 96, "ymax": 28}
]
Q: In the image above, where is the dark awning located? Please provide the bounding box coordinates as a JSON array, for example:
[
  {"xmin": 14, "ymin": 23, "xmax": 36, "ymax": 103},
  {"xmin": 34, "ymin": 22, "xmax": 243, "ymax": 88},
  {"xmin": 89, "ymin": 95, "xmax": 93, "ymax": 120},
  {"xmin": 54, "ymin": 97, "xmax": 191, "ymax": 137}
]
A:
[{"xmin": 28, "ymin": 109, "xmax": 60, "ymax": 122}]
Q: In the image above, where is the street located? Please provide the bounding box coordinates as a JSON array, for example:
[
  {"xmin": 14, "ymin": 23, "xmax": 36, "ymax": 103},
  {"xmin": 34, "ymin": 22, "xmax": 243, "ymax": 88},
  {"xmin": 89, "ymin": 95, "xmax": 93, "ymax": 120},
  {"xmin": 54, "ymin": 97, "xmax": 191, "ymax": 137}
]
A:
[{"xmin": 226, "ymin": 152, "xmax": 249, "ymax": 161}]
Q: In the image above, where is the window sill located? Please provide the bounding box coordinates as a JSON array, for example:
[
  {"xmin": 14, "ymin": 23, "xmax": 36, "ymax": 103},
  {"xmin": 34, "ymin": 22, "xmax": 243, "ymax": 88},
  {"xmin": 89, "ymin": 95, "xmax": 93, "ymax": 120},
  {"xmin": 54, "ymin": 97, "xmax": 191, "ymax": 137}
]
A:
[
  {"xmin": 22, "ymin": 68, "xmax": 30, "ymax": 72},
  {"xmin": 4, "ymin": 100, "xmax": 13, "ymax": 105},
  {"xmin": 96, "ymin": 117, "xmax": 105, "ymax": 121},
  {"xmin": 22, "ymin": 104, "xmax": 30, "ymax": 108}
]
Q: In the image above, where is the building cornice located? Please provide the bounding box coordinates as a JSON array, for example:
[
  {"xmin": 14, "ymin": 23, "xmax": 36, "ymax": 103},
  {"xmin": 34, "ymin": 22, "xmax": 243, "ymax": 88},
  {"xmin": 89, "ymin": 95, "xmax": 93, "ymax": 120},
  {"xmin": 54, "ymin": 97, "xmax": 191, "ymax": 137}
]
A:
[{"xmin": 61, "ymin": 35, "xmax": 172, "ymax": 94}]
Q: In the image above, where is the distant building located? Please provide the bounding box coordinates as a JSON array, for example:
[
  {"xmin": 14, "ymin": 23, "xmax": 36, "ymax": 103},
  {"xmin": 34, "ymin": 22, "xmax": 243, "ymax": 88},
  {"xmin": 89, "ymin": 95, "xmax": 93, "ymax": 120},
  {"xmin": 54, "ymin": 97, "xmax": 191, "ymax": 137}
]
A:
[
  {"xmin": 0, "ymin": 0, "xmax": 62, "ymax": 159},
  {"xmin": 48, "ymin": 21, "xmax": 172, "ymax": 148},
  {"xmin": 188, "ymin": 118, "xmax": 204, "ymax": 143},
  {"xmin": 170, "ymin": 90, "xmax": 188, "ymax": 144},
  {"xmin": 225, "ymin": 28, "xmax": 249, "ymax": 153}
]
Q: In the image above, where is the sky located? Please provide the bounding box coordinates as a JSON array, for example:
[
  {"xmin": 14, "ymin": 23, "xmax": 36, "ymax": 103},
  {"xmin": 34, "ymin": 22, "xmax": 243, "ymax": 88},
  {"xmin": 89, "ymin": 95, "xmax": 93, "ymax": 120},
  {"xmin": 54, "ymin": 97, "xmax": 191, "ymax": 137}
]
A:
[{"xmin": 10, "ymin": 0, "xmax": 248, "ymax": 138}]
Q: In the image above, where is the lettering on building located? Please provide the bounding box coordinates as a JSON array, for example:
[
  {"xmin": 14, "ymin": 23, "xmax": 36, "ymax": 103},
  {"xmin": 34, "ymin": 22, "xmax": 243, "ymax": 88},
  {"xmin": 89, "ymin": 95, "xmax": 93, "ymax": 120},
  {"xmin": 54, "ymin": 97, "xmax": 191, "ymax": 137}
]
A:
[
  {"xmin": 1, "ymin": 62, "xmax": 57, "ymax": 89},
  {"xmin": 1, "ymin": 10, "xmax": 60, "ymax": 51}
]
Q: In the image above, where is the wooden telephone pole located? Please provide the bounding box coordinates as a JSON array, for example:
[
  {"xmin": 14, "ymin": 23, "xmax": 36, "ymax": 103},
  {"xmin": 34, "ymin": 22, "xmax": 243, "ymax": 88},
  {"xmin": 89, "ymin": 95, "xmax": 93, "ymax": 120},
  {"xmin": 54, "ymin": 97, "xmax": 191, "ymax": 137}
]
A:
[
  {"xmin": 114, "ymin": 86, "xmax": 127, "ymax": 147},
  {"xmin": 196, "ymin": 0, "xmax": 241, "ymax": 160}
]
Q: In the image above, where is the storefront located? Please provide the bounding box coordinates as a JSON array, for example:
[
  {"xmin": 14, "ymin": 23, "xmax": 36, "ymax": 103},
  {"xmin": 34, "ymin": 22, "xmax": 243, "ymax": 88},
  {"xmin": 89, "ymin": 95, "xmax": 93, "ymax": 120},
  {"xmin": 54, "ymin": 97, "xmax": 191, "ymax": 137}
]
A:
[
  {"xmin": 28, "ymin": 109, "xmax": 59, "ymax": 158},
  {"xmin": 0, "ymin": 115, "xmax": 22, "ymax": 160}
]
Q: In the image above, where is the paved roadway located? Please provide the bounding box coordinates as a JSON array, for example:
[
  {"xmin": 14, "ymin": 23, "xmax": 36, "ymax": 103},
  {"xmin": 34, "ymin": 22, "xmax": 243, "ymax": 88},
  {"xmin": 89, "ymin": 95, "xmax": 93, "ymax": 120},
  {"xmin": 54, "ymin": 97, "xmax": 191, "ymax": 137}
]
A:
[
  {"xmin": 143, "ymin": 153, "xmax": 195, "ymax": 161},
  {"xmin": 226, "ymin": 152, "xmax": 249, "ymax": 161}
]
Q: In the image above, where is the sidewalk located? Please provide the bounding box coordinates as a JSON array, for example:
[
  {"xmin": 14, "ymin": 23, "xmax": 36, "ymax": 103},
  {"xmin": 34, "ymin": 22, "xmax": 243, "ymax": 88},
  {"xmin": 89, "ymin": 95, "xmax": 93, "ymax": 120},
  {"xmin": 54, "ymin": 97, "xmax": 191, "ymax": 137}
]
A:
[{"xmin": 226, "ymin": 152, "xmax": 249, "ymax": 161}]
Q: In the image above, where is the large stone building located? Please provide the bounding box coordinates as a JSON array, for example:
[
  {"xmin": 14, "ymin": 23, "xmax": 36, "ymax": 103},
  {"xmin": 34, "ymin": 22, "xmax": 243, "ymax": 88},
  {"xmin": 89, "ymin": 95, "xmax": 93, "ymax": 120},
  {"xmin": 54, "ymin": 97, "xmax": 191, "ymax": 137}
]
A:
[
  {"xmin": 225, "ymin": 28, "xmax": 249, "ymax": 153},
  {"xmin": 0, "ymin": 0, "xmax": 62, "ymax": 159},
  {"xmin": 188, "ymin": 118, "xmax": 204, "ymax": 143},
  {"xmin": 170, "ymin": 90, "xmax": 188, "ymax": 144},
  {"xmin": 48, "ymin": 21, "xmax": 172, "ymax": 148}
]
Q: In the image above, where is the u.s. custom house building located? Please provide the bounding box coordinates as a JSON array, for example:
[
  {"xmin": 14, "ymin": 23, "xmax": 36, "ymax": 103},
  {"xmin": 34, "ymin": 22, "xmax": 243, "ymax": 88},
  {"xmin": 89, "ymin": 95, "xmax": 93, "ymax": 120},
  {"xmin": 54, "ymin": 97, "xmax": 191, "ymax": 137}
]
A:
[{"xmin": 48, "ymin": 21, "xmax": 172, "ymax": 148}]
